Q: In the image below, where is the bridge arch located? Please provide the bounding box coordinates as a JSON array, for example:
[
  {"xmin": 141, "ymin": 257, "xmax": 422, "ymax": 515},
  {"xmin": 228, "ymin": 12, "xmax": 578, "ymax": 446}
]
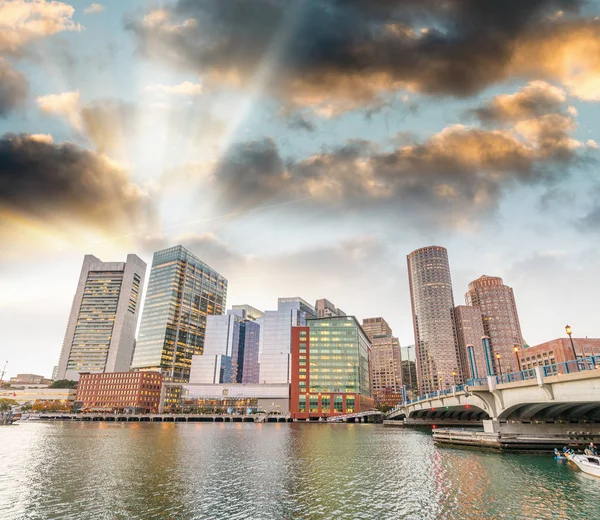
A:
[{"xmin": 499, "ymin": 402, "xmax": 600, "ymax": 422}]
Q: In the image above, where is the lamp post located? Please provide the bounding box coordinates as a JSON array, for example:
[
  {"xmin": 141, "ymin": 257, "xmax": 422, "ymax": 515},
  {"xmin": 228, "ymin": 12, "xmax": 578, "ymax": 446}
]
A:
[
  {"xmin": 495, "ymin": 353, "xmax": 503, "ymax": 377},
  {"xmin": 452, "ymin": 371, "xmax": 457, "ymax": 387},
  {"xmin": 513, "ymin": 345, "xmax": 521, "ymax": 372},
  {"xmin": 565, "ymin": 325, "xmax": 577, "ymax": 362}
]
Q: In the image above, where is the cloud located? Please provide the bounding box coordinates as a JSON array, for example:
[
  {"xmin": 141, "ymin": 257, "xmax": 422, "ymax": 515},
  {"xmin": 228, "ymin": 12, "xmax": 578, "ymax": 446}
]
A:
[
  {"xmin": 286, "ymin": 113, "xmax": 315, "ymax": 133},
  {"xmin": 36, "ymin": 90, "xmax": 82, "ymax": 129},
  {"xmin": 145, "ymin": 81, "xmax": 203, "ymax": 96},
  {"xmin": 0, "ymin": 133, "xmax": 154, "ymax": 237},
  {"xmin": 0, "ymin": 0, "xmax": 81, "ymax": 54},
  {"xmin": 203, "ymin": 82, "xmax": 589, "ymax": 229},
  {"xmin": 0, "ymin": 58, "xmax": 28, "ymax": 116},
  {"xmin": 127, "ymin": 0, "xmax": 600, "ymax": 115},
  {"xmin": 84, "ymin": 3, "xmax": 104, "ymax": 14}
]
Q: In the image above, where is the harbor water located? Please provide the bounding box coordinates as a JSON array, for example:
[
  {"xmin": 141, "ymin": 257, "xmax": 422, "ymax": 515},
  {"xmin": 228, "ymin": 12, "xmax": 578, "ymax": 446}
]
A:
[{"xmin": 1, "ymin": 422, "xmax": 599, "ymax": 519}]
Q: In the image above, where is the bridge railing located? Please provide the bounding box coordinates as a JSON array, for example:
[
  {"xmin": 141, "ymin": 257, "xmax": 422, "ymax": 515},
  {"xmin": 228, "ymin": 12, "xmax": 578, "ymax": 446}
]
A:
[
  {"xmin": 466, "ymin": 377, "xmax": 487, "ymax": 387},
  {"xmin": 542, "ymin": 356, "xmax": 600, "ymax": 377},
  {"xmin": 496, "ymin": 368, "xmax": 537, "ymax": 385}
]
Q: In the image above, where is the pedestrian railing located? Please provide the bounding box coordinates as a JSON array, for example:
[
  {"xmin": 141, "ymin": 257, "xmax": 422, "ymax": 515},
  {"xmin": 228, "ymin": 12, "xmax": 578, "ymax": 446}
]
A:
[{"xmin": 542, "ymin": 356, "xmax": 600, "ymax": 377}]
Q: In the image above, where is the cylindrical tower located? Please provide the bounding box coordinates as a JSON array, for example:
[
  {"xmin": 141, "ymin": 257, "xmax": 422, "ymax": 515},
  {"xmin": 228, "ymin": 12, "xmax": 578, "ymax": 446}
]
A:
[{"xmin": 407, "ymin": 246, "xmax": 462, "ymax": 395}]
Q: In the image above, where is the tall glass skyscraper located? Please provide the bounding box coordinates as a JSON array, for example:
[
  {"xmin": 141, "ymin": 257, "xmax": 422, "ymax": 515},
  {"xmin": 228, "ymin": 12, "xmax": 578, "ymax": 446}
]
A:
[
  {"xmin": 56, "ymin": 254, "xmax": 147, "ymax": 381},
  {"xmin": 407, "ymin": 246, "xmax": 462, "ymax": 394},
  {"xmin": 131, "ymin": 245, "xmax": 227, "ymax": 382}
]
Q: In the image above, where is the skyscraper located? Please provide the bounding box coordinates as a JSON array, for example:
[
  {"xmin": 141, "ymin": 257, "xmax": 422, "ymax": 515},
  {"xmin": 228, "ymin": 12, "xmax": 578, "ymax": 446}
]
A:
[
  {"xmin": 315, "ymin": 298, "xmax": 345, "ymax": 318},
  {"xmin": 131, "ymin": 245, "xmax": 227, "ymax": 382},
  {"xmin": 362, "ymin": 317, "xmax": 403, "ymax": 405},
  {"xmin": 465, "ymin": 276, "xmax": 524, "ymax": 374},
  {"xmin": 407, "ymin": 246, "xmax": 462, "ymax": 394},
  {"xmin": 56, "ymin": 254, "xmax": 147, "ymax": 381},
  {"xmin": 259, "ymin": 297, "xmax": 316, "ymax": 384},
  {"xmin": 454, "ymin": 305, "xmax": 486, "ymax": 379}
]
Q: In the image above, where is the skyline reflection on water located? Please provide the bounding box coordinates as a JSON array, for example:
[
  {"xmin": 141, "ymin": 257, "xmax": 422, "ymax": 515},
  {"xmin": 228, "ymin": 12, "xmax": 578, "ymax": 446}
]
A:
[{"xmin": 1, "ymin": 422, "xmax": 599, "ymax": 519}]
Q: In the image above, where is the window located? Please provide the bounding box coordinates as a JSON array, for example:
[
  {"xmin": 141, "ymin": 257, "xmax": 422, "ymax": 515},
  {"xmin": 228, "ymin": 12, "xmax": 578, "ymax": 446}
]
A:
[
  {"xmin": 346, "ymin": 396, "xmax": 355, "ymax": 413},
  {"xmin": 310, "ymin": 396, "xmax": 319, "ymax": 413},
  {"xmin": 321, "ymin": 396, "xmax": 330, "ymax": 412},
  {"xmin": 298, "ymin": 395, "xmax": 306, "ymax": 413},
  {"xmin": 334, "ymin": 395, "xmax": 343, "ymax": 413}
]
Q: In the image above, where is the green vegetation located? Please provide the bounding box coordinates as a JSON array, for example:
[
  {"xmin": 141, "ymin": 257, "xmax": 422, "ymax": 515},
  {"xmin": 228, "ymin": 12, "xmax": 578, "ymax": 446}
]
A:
[
  {"xmin": 50, "ymin": 379, "xmax": 78, "ymax": 389},
  {"xmin": 0, "ymin": 398, "xmax": 19, "ymax": 411}
]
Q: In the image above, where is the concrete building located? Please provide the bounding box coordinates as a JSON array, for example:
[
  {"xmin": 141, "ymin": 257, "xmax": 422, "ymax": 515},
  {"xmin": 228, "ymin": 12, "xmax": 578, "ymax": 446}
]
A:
[
  {"xmin": 9, "ymin": 374, "xmax": 53, "ymax": 386},
  {"xmin": 519, "ymin": 338, "xmax": 600, "ymax": 371},
  {"xmin": 0, "ymin": 387, "xmax": 76, "ymax": 406},
  {"xmin": 231, "ymin": 304, "xmax": 264, "ymax": 320},
  {"xmin": 362, "ymin": 317, "xmax": 403, "ymax": 406},
  {"xmin": 314, "ymin": 298, "xmax": 345, "ymax": 318},
  {"xmin": 407, "ymin": 246, "xmax": 462, "ymax": 394},
  {"xmin": 56, "ymin": 254, "xmax": 147, "ymax": 381},
  {"xmin": 454, "ymin": 305, "xmax": 487, "ymax": 379},
  {"xmin": 465, "ymin": 276, "xmax": 524, "ymax": 374},
  {"xmin": 290, "ymin": 316, "xmax": 373, "ymax": 419},
  {"xmin": 76, "ymin": 372, "xmax": 162, "ymax": 413},
  {"xmin": 131, "ymin": 245, "xmax": 227, "ymax": 382},
  {"xmin": 179, "ymin": 382, "xmax": 290, "ymax": 414},
  {"xmin": 259, "ymin": 297, "xmax": 316, "ymax": 384},
  {"xmin": 51, "ymin": 366, "xmax": 58, "ymax": 381}
]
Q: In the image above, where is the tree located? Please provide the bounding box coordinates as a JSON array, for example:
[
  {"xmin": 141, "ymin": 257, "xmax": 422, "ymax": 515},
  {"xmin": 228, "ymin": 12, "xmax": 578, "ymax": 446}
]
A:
[
  {"xmin": 0, "ymin": 398, "xmax": 19, "ymax": 411},
  {"xmin": 50, "ymin": 379, "xmax": 78, "ymax": 389},
  {"xmin": 375, "ymin": 404, "xmax": 393, "ymax": 413}
]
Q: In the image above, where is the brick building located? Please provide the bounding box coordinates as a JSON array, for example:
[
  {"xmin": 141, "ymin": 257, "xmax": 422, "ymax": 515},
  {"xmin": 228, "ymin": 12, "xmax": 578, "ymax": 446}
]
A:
[
  {"xmin": 519, "ymin": 338, "xmax": 600, "ymax": 371},
  {"xmin": 76, "ymin": 372, "xmax": 162, "ymax": 413}
]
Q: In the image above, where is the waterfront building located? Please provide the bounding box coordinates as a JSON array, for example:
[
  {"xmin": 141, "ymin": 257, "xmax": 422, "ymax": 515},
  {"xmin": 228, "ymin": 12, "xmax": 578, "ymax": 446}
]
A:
[
  {"xmin": 290, "ymin": 315, "xmax": 373, "ymax": 419},
  {"xmin": 315, "ymin": 298, "xmax": 345, "ymax": 318},
  {"xmin": 519, "ymin": 338, "xmax": 600, "ymax": 371},
  {"xmin": 56, "ymin": 254, "xmax": 147, "ymax": 381},
  {"xmin": 407, "ymin": 246, "xmax": 463, "ymax": 394},
  {"xmin": 179, "ymin": 382, "xmax": 290, "ymax": 414},
  {"xmin": 454, "ymin": 305, "xmax": 487, "ymax": 379},
  {"xmin": 231, "ymin": 304, "xmax": 264, "ymax": 320},
  {"xmin": 362, "ymin": 317, "xmax": 403, "ymax": 406},
  {"xmin": 131, "ymin": 245, "xmax": 227, "ymax": 382},
  {"xmin": 241, "ymin": 319, "xmax": 261, "ymax": 384},
  {"xmin": 0, "ymin": 387, "xmax": 76, "ymax": 406},
  {"xmin": 76, "ymin": 371, "xmax": 162, "ymax": 413},
  {"xmin": 465, "ymin": 276, "xmax": 524, "ymax": 374},
  {"xmin": 259, "ymin": 297, "xmax": 316, "ymax": 384}
]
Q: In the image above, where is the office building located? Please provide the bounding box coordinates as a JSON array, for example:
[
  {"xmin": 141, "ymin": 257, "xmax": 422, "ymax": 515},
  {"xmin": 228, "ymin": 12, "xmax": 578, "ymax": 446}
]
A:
[
  {"xmin": 315, "ymin": 298, "xmax": 345, "ymax": 318},
  {"xmin": 362, "ymin": 317, "xmax": 403, "ymax": 406},
  {"xmin": 465, "ymin": 276, "xmax": 524, "ymax": 374},
  {"xmin": 407, "ymin": 246, "xmax": 462, "ymax": 394},
  {"xmin": 131, "ymin": 246, "xmax": 227, "ymax": 382},
  {"xmin": 454, "ymin": 305, "xmax": 486, "ymax": 379},
  {"xmin": 259, "ymin": 297, "xmax": 315, "ymax": 384},
  {"xmin": 56, "ymin": 254, "xmax": 147, "ymax": 381},
  {"xmin": 401, "ymin": 360, "xmax": 417, "ymax": 398},
  {"xmin": 9, "ymin": 374, "xmax": 53, "ymax": 386},
  {"xmin": 519, "ymin": 338, "xmax": 600, "ymax": 371},
  {"xmin": 290, "ymin": 316, "xmax": 373, "ymax": 419},
  {"xmin": 76, "ymin": 372, "xmax": 162, "ymax": 413},
  {"xmin": 231, "ymin": 304, "xmax": 264, "ymax": 320}
]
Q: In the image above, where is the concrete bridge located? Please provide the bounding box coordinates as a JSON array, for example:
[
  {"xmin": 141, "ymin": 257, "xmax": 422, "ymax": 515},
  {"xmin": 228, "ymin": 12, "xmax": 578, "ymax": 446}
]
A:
[
  {"xmin": 387, "ymin": 357, "xmax": 600, "ymax": 436},
  {"xmin": 326, "ymin": 410, "xmax": 384, "ymax": 423}
]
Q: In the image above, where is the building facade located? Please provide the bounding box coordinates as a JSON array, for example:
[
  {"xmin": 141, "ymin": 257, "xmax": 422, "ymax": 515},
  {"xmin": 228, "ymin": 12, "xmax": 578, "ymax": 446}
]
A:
[
  {"xmin": 454, "ymin": 305, "xmax": 487, "ymax": 379},
  {"xmin": 9, "ymin": 374, "xmax": 53, "ymax": 386},
  {"xmin": 56, "ymin": 254, "xmax": 147, "ymax": 381},
  {"xmin": 290, "ymin": 316, "xmax": 373, "ymax": 419},
  {"xmin": 465, "ymin": 276, "xmax": 524, "ymax": 374},
  {"xmin": 76, "ymin": 371, "xmax": 163, "ymax": 413},
  {"xmin": 314, "ymin": 298, "xmax": 345, "ymax": 318},
  {"xmin": 131, "ymin": 246, "xmax": 227, "ymax": 382},
  {"xmin": 259, "ymin": 297, "xmax": 316, "ymax": 384},
  {"xmin": 518, "ymin": 338, "xmax": 600, "ymax": 371},
  {"xmin": 231, "ymin": 304, "xmax": 264, "ymax": 320},
  {"xmin": 362, "ymin": 317, "xmax": 403, "ymax": 406},
  {"xmin": 0, "ymin": 387, "xmax": 76, "ymax": 407},
  {"xmin": 407, "ymin": 246, "xmax": 462, "ymax": 394}
]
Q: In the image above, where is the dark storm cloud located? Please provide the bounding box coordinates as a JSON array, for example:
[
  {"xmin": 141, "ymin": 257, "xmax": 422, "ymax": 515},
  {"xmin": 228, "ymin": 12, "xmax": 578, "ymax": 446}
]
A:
[
  {"xmin": 128, "ymin": 0, "xmax": 591, "ymax": 112},
  {"xmin": 0, "ymin": 133, "xmax": 153, "ymax": 231},
  {"xmin": 0, "ymin": 59, "xmax": 27, "ymax": 117}
]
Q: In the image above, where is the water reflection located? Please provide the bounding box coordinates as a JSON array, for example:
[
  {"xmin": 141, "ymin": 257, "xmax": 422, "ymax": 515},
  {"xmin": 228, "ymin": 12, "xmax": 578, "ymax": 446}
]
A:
[{"xmin": 2, "ymin": 422, "xmax": 599, "ymax": 519}]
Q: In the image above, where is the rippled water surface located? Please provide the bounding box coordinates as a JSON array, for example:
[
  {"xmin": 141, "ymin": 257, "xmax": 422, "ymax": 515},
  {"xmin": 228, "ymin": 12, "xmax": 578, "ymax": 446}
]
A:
[{"xmin": 2, "ymin": 422, "xmax": 599, "ymax": 519}]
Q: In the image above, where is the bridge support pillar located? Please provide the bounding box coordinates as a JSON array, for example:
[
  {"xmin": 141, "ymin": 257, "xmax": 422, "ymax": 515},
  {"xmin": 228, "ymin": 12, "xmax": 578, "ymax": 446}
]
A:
[{"xmin": 483, "ymin": 420, "xmax": 500, "ymax": 433}]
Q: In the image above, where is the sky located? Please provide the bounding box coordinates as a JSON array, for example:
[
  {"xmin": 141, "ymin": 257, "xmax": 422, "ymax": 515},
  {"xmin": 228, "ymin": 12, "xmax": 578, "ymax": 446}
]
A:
[{"xmin": 1, "ymin": 0, "xmax": 600, "ymax": 379}]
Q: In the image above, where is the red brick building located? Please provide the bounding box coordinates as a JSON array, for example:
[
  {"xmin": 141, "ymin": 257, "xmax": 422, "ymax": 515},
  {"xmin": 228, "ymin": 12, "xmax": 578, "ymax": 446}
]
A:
[
  {"xmin": 76, "ymin": 372, "xmax": 162, "ymax": 413},
  {"xmin": 519, "ymin": 338, "xmax": 600, "ymax": 370},
  {"xmin": 290, "ymin": 316, "xmax": 374, "ymax": 420}
]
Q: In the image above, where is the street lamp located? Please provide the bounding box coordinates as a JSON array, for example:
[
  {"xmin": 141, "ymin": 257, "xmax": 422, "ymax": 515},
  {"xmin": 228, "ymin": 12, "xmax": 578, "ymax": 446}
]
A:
[
  {"xmin": 513, "ymin": 345, "xmax": 521, "ymax": 372},
  {"xmin": 452, "ymin": 371, "xmax": 457, "ymax": 387},
  {"xmin": 565, "ymin": 325, "xmax": 577, "ymax": 361},
  {"xmin": 495, "ymin": 353, "xmax": 503, "ymax": 377}
]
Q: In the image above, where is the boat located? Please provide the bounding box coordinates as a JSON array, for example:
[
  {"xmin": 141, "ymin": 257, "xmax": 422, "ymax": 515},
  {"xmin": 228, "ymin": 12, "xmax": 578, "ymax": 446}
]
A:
[
  {"xmin": 565, "ymin": 450, "xmax": 600, "ymax": 478},
  {"xmin": 0, "ymin": 411, "xmax": 21, "ymax": 425},
  {"xmin": 554, "ymin": 448, "xmax": 568, "ymax": 461}
]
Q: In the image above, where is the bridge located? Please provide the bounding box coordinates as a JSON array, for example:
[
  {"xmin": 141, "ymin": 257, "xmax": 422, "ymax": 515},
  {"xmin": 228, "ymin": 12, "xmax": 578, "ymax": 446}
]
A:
[
  {"xmin": 386, "ymin": 357, "xmax": 600, "ymax": 440},
  {"xmin": 326, "ymin": 410, "xmax": 384, "ymax": 423}
]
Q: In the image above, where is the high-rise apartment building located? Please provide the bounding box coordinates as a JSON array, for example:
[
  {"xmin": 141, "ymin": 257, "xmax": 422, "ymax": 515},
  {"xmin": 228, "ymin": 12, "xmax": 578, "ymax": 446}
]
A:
[
  {"xmin": 454, "ymin": 305, "xmax": 486, "ymax": 379},
  {"xmin": 259, "ymin": 297, "xmax": 316, "ymax": 384},
  {"xmin": 465, "ymin": 276, "xmax": 524, "ymax": 374},
  {"xmin": 290, "ymin": 316, "xmax": 373, "ymax": 419},
  {"xmin": 315, "ymin": 298, "xmax": 345, "ymax": 318},
  {"xmin": 407, "ymin": 246, "xmax": 462, "ymax": 394},
  {"xmin": 362, "ymin": 317, "xmax": 403, "ymax": 405},
  {"xmin": 131, "ymin": 246, "xmax": 227, "ymax": 382},
  {"xmin": 56, "ymin": 254, "xmax": 146, "ymax": 381},
  {"xmin": 231, "ymin": 304, "xmax": 264, "ymax": 321}
]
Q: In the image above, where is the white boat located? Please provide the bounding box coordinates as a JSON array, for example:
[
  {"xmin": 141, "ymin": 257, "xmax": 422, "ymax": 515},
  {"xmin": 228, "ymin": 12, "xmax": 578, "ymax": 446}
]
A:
[{"xmin": 566, "ymin": 452, "xmax": 600, "ymax": 478}]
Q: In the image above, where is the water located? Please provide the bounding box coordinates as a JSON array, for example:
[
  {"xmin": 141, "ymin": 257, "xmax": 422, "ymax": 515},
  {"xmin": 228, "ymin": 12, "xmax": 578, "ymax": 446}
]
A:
[{"xmin": 1, "ymin": 422, "xmax": 599, "ymax": 519}]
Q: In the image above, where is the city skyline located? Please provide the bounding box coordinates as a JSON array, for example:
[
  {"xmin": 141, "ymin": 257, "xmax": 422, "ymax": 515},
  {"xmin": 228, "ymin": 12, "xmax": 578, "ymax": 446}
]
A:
[{"xmin": 2, "ymin": 0, "xmax": 600, "ymax": 378}]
